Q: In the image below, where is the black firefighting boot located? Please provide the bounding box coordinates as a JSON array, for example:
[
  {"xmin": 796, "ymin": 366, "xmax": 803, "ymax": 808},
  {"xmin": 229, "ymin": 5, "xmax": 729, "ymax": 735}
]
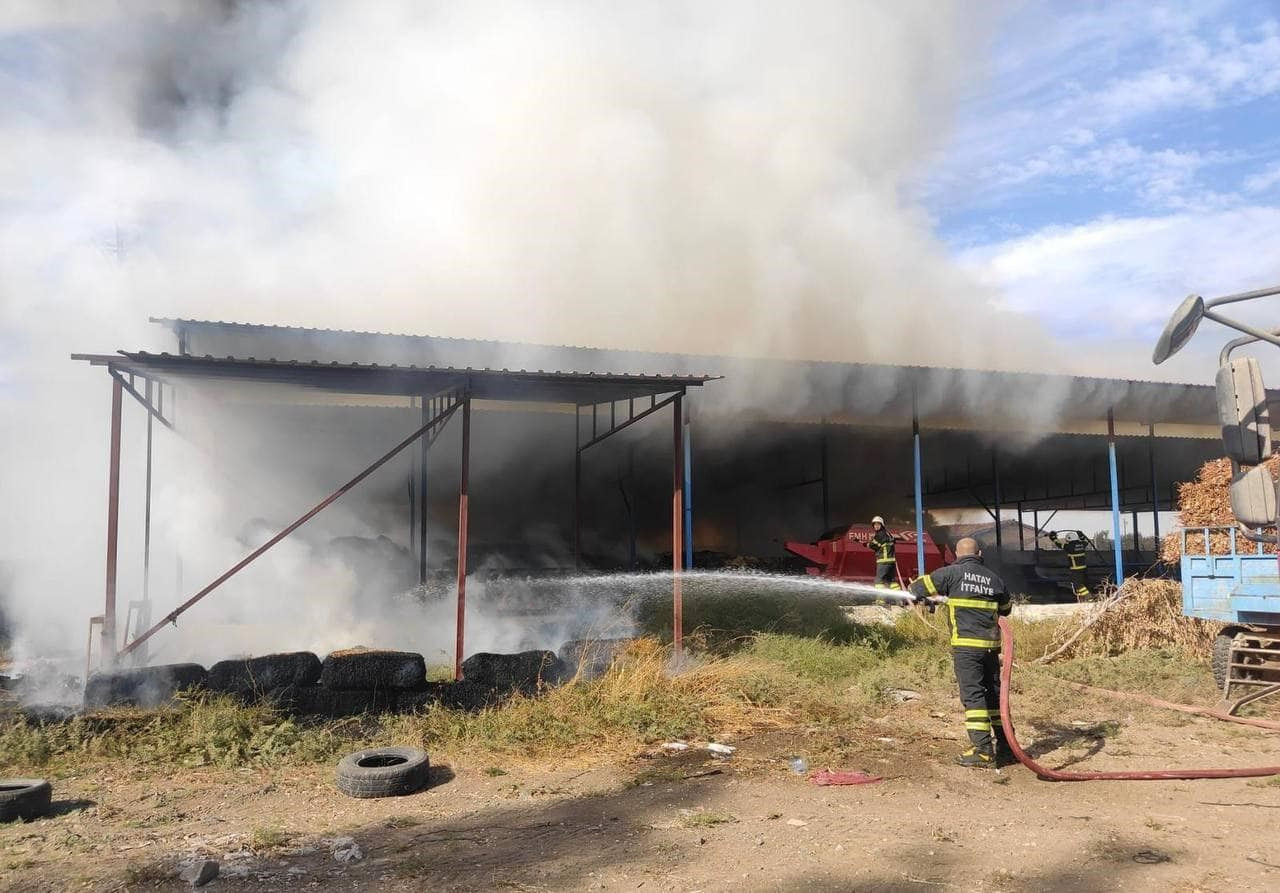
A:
[
  {"xmin": 955, "ymin": 745, "xmax": 994, "ymax": 768},
  {"xmin": 957, "ymin": 713, "xmax": 996, "ymax": 768},
  {"xmin": 992, "ymin": 727, "xmax": 1017, "ymax": 766}
]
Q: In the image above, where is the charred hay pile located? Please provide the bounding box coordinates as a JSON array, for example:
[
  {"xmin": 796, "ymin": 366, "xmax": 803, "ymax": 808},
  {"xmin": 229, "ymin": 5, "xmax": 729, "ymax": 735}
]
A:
[
  {"xmin": 1159, "ymin": 456, "xmax": 1280, "ymax": 563},
  {"xmin": 53, "ymin": 639, "xmax": 634, "ymax": 721}
]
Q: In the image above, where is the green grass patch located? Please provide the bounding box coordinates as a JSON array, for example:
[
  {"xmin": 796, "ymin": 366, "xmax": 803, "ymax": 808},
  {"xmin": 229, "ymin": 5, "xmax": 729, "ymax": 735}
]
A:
[{"xmin": 678, "ymin": 810, "xmax": 737, "ymax": 829}]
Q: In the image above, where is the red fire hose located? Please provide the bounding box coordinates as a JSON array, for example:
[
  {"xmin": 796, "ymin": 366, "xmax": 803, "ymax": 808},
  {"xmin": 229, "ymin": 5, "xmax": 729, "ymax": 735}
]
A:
[{"xmin": 997, "ymin": 617, "xmax": 1280, "ymax": 781}]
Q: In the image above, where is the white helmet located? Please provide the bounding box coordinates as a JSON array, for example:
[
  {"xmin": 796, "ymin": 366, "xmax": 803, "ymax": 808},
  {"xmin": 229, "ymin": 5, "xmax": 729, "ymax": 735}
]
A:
[{"xmin": 871, "ymin": 516, "xmax": 885, "ymax": 526}]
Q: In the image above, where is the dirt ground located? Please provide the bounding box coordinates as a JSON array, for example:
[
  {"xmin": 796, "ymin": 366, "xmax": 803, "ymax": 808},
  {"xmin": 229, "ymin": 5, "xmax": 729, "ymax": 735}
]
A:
[{"xmin": 4, "ymin": 705, "xmax": 1280, "ymax": 893}]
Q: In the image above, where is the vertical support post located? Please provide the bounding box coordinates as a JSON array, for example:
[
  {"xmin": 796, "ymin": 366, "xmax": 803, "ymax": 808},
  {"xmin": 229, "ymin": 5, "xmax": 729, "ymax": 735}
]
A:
[
  {"xmin": 1107, "ymin": 409, "xmax": 1125, "ymax": 584},
  {"xmin": 820, "ymin": 420, "xmax": 830, "ymax": 532},
  {"xmin": 1017, "ymin": 503, "xmax": 1024, "ymax": 551},
  {"xmin": 992, "ymin": 450, "xmax": 1003, "ymax": 555},
  {"xmin": 418, "ymin": 398, "xmax": 429, "ymax": 585},
  {"xmin": 912, "ymin": 392, "xmax": 925, "ymax": 577},
  {"xmin": 627, "ymin": 447, "xmax": 638, "ymax": 569},
  {"xmin": 454, "ymin": 396, "xmax": 471, "ymax": 681},
  {"xmin": 103, "ymin": 375, "xmax": 123, "ymax": 664},
  {"xmin": 683, "ymin": 405, "xmax": 693, "ymax": 570},
  {"xmin": 574, "ymin": 405, "xmax": 582, "ymax": 570},
  {"xmin": 672, "ymin": 392, "xmax": 685, "ymax": 662},
  {"xmin": 137, "ymin": 377, "xmax": 154, "ymax": 663},
  {"xmin": 1148, "ymin": 423, "xmax": 1160, "ymax": 544},
  {"xmin": 1131, "ymin": 510, "xmax": 1141, "ymax": 552}
]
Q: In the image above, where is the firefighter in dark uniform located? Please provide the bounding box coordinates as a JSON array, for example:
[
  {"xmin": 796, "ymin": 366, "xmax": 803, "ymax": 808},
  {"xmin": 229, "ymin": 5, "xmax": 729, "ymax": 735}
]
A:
[
  {"xmin": 1049, "ymin": 531, "xmax": 1090, "ymax": 598},
  {"xmin": 869, "ymin": 516, "xmax": 899, "ymax": 589},
  {"xmin": 908, "ymin": 537, "xmax": 1013, "ymax": 768}
]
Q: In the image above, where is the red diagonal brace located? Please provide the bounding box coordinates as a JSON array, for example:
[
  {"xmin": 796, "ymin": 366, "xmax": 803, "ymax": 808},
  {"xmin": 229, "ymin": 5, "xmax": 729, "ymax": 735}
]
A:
[{"xmin": 121, "ymin": 398, "xmax": 462, "ymax": 656}]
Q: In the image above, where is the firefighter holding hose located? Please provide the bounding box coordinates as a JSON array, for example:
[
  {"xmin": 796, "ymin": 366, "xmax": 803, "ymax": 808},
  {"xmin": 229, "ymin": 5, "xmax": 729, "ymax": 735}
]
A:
[
  {"xmin": 1048, "ymin": 531, "xmax": 1090, "ymax": 598},
  {"xmin": 869, "ymin": 516, "xmax": 900, "ymax": 589},
  {"xmin": 908, "ymin": 537, "xmax": 1013, "ymax": 768}
]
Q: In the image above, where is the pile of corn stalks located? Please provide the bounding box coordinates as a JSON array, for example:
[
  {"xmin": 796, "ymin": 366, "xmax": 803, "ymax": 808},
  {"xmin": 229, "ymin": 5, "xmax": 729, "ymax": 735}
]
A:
[{"xmin": 1159, "ymin": 456, "xmax": 1280, "ymax": 563}]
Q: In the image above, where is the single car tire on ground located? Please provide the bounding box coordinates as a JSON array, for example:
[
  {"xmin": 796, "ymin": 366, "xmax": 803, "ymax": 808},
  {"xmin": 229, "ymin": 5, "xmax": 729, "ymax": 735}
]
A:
[
  {"xmin": 0, "ymin": 779, "xmax": 52, "ymax": 822},
  {"xmin": 335, "ymin": 747, "xmax": 430, "ymax": 799}
]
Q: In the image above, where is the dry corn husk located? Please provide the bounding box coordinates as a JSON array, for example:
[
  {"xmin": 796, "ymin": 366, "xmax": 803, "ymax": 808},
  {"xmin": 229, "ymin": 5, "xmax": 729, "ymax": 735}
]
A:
[
  {"xmin": 1043, "ymin": 579, "xmax": 1219, "ymax": 661},
  {"xmin": 1159, "ymin": 457, "xmax": 1280, "ymax": 562}
]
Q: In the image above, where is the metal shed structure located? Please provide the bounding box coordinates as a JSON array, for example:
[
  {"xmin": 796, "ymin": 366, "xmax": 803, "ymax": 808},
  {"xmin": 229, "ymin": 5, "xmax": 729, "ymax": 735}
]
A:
[
  {"xmin": 144, "ymin": 318, "xmax": 1253, "ymax": 592},
  {"xmin": 71, "ymin": 350, "xmax": 718, "ymax": 676}
]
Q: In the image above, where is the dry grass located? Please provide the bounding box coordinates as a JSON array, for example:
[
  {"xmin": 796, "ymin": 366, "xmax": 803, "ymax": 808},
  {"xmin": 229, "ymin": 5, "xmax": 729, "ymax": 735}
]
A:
[
  {"xmin": 1, "ymin": 603, "xmax": 1224, "ymax": 776},
  {"xmin": 1042, "ymin": 579, "xmax": 1219, "ymax": 662},
  {"xmin": 377, "ymin": 637, "xmax": 831, "ymax": 763}
]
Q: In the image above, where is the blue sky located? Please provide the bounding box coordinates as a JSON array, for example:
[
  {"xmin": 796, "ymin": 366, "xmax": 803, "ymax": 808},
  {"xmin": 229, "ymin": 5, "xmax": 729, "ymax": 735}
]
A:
[{"xmin": 924, "ymin": 0, "xmax": 1280, "ymax": 346}]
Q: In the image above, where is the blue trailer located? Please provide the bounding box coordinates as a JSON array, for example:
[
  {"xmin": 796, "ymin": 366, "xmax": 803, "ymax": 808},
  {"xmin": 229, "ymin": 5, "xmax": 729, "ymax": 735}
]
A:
[
  {"xmin": 1153, "ymin": 285, "xmax": 1280, "ymax": 710},
  {"xmin": 1179, "ymin": 526, "xmax": 1280, "ymax": 702}
]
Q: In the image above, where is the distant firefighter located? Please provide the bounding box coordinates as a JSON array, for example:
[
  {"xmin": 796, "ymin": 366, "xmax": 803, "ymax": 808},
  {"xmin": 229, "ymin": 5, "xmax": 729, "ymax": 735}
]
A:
[
  {"xmin": 1049, "ymin": 531, "xmax": 1090, "ymax": 598},
  {"xmin": 869, "ymin": 516, "xmax": 900, "ymax": 589}
]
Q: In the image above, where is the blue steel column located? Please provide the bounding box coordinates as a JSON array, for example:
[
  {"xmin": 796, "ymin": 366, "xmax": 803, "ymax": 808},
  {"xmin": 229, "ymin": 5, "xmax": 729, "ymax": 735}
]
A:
[
  {"xmin": 913, "ymin": 391, "xmax": 925, "ymax": 575},
  {"xmin": 1107, "ymin": 410, "xmax": 1125, "ymax": 583},
  {"xmin": 683, "ymin": 406, "xmax": 693, "ymax": 570}
]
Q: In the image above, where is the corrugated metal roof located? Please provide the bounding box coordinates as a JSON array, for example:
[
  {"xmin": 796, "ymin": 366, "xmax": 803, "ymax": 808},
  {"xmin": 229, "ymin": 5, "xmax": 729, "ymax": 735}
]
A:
[
  {"xmin": 148, "ymin": 316, "xmax": 1209, "ymax": 389},
  {"xmin": 70, "ymin": 351, "xmax": 717, "ymax": 404},
  {"xmin": 135, "ymin": 318, "xmax": 1253, "ymax": 432}
]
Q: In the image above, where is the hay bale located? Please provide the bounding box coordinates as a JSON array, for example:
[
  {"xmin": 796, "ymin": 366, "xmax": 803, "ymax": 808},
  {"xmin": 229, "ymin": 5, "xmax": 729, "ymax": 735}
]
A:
[
  {"xmin": 319, "ymin": 650, "xmax": 426, "ymax": 691},
  {"xmin": 1161, "ymin": 456, "xmax": 1280, "ymax": 562},
  {"xmin": 397, "ymin": 681, "xmax": 497, "ymax": 713},
  {"xmin": 557, "ymin": 638, "xmax": 634, "ymax": 680},
  {"xmin": 84, "ymin": 663, "xmax": 207, "ymax": 709},
  {"xmin": 283, "ymin": 685, "xmax": 398, "ymax": 717},
  {"xmin": 460, "ymin": 650, "xmax": 568, "ymax": 694},
  {"xmin": 207, "ymin": 652, "xmax": 322, "ymax": 695}
]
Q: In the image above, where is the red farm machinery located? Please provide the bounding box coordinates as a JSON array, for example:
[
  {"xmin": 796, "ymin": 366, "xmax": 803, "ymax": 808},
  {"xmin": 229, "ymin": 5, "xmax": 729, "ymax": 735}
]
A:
[{"xmin": 784, "ymin": 523, "xmax": 954, "ymax": 586}]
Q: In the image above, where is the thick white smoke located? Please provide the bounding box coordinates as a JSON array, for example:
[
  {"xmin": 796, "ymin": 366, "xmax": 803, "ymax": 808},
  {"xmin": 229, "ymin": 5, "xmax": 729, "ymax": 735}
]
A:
[{"xmin": 0, "ymin": 1, "xmax": 1103, "ymax": 675}]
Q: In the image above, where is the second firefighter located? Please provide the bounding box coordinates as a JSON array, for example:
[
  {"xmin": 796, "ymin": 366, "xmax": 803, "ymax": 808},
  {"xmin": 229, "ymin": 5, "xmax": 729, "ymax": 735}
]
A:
[{"xmin": 869, "ymin": 516, "xmax": 900, "ymax": 589}]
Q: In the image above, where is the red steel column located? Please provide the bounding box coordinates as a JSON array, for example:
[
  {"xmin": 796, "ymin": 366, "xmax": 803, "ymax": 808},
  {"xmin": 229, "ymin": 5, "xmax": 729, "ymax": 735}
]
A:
[
  {"xmin": 672, "ymin": 392, "xmax": 684, "ymax": 661},
  {"xmin": 455, "ymin": 396, "xmax": 471, "ymax": 681},
  {"xmin": 103, "ymin": 375, "xmax": 123, "ymax": 664}
]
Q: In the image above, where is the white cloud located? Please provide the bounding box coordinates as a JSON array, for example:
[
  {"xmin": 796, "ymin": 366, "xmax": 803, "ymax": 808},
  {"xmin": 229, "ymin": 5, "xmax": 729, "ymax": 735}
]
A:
[
  {"xmin": 959, "ymin": 206, "xmax": 1280, "ymax": 346},
  {"xmin": 1245, "ymin": 161, "xmax": 1280, "ymax": 194},
  {"xmin": 924, "ymin": 6, "xmax": 1280, "ymax": 214}
]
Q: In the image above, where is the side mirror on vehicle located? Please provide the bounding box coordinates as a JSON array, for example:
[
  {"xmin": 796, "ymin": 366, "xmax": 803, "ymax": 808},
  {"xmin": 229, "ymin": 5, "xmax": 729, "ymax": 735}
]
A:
[
  {"xmin": 1229, "ymin": 464, "xmax": 1278, "ymax": 528},
  {"xmin": 1216, "ymin": 357, "xmax": 1272, "ymax": 464}
]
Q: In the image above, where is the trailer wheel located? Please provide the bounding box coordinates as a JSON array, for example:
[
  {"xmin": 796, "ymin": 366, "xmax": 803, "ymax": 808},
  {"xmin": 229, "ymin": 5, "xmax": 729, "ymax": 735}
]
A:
[
  {"xmin": 0, "ymin": 779, "xmax": 52, "ymax": 822},
  {"xmin": 335, "ymin": 747, "xmax": 429, "ymax": 799},
  {"xmin": 1212, "ymin": 629, "xmax": 1242, "ymax": 692}
]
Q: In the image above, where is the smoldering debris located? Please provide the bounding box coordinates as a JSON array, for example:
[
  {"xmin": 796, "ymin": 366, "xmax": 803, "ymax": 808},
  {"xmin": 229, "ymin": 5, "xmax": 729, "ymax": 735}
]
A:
[
  {"xmin": 319, "ymin": 650, "xmax": 427, "ymax": 692},
  {"xmin": 460, "ymin": 651, "xmax": 569, "ymax": 696},
  {"xmin": 84, "ymin": 662, "xmax": 208, "ymax": 709},
  {"xmin": 207, "ymin": 651, "xmax": 323, "ymax": 694},
  {"xmin": 558, "ymin": 638, "xmax": 635, "ymax": 680}
]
